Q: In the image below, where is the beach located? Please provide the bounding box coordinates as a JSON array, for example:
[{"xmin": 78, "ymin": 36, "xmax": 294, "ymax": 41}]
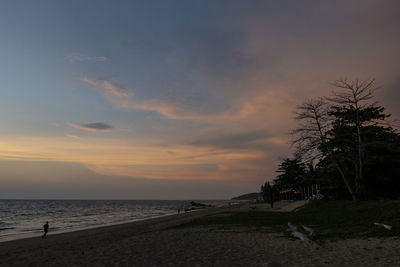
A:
[{"xmin": 1, "ymin": 201, "xmax": 399, "ymax": 267}]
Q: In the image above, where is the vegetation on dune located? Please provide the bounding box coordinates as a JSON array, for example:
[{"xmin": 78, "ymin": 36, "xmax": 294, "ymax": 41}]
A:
[
  {"xmin": 200, "ymin": 79, "xmax": 400, "ymax": 241},
  {"xmin": 265, "ymin": 79, "xmax": 400, "ymax": 200},
  {"xmin": 174, "ymin": 201, "xmax": 400, "ymax": 241}
]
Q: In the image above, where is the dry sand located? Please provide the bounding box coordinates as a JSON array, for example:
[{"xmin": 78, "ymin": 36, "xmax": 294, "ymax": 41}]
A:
[{"xmin": 1, "ymin": 201, "xmax": 399, "ymax": 267}]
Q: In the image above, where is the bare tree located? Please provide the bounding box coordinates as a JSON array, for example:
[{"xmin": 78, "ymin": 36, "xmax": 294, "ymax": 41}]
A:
[
  {"xmin": 292, "ymin": 99, "xmax": 357, "ymax": 200},
  {"xmin": 327, "ymin": 79, "xmax": 379, "ymax": 195}
]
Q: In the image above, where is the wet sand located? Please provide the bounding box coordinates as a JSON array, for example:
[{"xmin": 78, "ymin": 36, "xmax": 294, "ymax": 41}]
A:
[{"xmin": 1, "ymin": 201, "xmax": 399, "ymax": 267}]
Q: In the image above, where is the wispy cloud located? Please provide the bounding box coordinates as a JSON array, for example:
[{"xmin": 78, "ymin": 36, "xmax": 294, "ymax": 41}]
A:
[
  {"xmin": 80, "ymin": 77, "xmax": 188, "ymax": 119},
  {"xmin": 66, "ymin": 52, "xmax": 108, "ymax": 62},
  {"xmin": 65, "ymin": 134, "xmax": 80, "ymax": 139},
  {"xmin": 189, "ymin": 130, "xmax": 270, "ymax": 150},
  {"xmin": 69, "ymin": 122, "xmax": 113, "ymax": 132},
  {"xmin": 80, "ymin": 77, "xmax": 257, "ymax": 121}
]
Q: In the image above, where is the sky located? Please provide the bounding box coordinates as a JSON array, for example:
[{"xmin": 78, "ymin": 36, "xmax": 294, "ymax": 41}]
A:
[{"xmin": 1, "ymin": 0, "xmax": 399, "ymax": 199}]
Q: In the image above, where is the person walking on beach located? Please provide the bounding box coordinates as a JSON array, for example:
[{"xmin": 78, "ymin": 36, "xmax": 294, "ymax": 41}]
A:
[{"xmin": 42, "ymin": 221, "xmax": 49, "ymax": 238}]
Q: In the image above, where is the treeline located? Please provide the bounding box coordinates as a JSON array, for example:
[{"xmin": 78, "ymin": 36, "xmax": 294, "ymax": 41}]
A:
[{"xmin": 263, "ymin": 79, "xmax": 400, "ymax": 200}]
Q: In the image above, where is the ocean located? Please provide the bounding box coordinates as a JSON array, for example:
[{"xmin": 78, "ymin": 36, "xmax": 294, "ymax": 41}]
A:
[{"xmin": 0, "ymin": 199, "xmax": 229, "ymax": 242}]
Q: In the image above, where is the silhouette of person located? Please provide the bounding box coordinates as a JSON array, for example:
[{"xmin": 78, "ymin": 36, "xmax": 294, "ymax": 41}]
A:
[{"xmin": 42, "ymin": 222, "xmax": 49, "ymax": 238}]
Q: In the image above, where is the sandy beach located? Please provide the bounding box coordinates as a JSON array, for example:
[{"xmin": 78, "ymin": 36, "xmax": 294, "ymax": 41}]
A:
[{"xmin": 1, "ymin": 201, "xmax": 399, "ymax": 267}]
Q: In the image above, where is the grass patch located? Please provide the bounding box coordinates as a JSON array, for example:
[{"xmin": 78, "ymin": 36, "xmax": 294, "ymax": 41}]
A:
[{"xmin": 174, "ymin": 200, "xmax": 400, "ymax": 241}]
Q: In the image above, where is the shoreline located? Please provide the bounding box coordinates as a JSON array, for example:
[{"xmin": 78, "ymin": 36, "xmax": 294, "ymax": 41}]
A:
[
  {"xmin": 0, "ymin": 201, "xmax": 248, "ymax": 247},
  {"xmin": 2, "ymin": 201, "xmax": 398, "ymax": 266},
  {"xmin": 0, "ymin": 199, "xmax": 233, "ymax": 243},
  {"xmin": 0, "ymin": 200, "xmax": 300, "ymax": 244},
  {"xmin": 0, "ymin": 210, "xmax": 180, "ymax": 243},
  {"xmin": 0, "ymin": 202, "xmax": 254, "ymax": 266},
  {"xmin": 0, "ymin": 200, "xmax": 307, "ymax": 246}
]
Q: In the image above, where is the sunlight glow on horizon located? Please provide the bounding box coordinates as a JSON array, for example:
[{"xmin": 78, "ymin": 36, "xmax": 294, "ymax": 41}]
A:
[{"xmin": 0, "ymin": 135, "xmax": 272, "ymax": 180}]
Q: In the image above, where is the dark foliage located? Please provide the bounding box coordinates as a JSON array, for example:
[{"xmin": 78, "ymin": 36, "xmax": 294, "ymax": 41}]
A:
[
  {"xmin": 175, "ymin": 200, "xmax": 400, "ymax": 241},
  {"xmin": 272, "ymin": 79, "xmax": 400, "ymax": 200}
]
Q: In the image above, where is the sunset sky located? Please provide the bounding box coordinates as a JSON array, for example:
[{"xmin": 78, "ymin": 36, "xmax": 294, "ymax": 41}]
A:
[{"xmin": 1, "ymin": 1, "xmax": 399, "ymax": 199}]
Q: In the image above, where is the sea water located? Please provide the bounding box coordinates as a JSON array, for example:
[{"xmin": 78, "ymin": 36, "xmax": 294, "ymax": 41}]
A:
[{"xmin": 0, "ymin": 199, "xmax": 229, "ymax": 242}]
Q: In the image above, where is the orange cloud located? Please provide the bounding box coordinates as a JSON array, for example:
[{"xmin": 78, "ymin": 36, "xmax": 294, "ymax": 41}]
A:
[
  {"xmin": 64, "ymin": 134, "xmax": 80, "ymax": 139},
  {"xmin": 0, "ymin": 135, "xmax": 279, "ymax": 181}
]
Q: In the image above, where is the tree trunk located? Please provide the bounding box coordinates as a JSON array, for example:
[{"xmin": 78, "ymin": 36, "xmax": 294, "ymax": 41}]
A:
[
  {"xmin": 356, "ymin": 119, "xmax": 363, "ymax": 195},
  {"xmin": 316, "ymin": 117, "xmax": 357, "ymax": 200},
  {"xmin": 330, "ymin": 154, "xmax": 357, "ymax": 200}
]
